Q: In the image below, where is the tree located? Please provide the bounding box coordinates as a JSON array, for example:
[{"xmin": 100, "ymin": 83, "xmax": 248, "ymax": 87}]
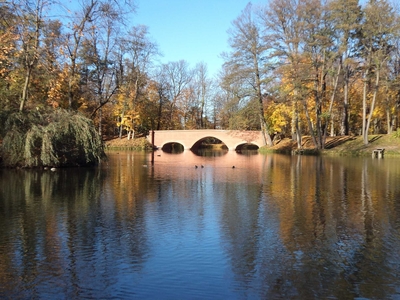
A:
[
  {"xmin": 159, "ymin": 60, "xmax": 193, "ymax": 129},
  {"xmin": 260, "ymin": 0, "xmax": 307, "ymax": 148},
  {"xmin": 223, "ymin": 3, "xmax": 273, "ymax": 146},
  {"xmin": 146, "ymin": 77, "xmax": 170, "ymax": 130},
  {"xmin": 0, "ymin": 4, "xmax": 19, "ymax": 110},
  {"xmin": 191, "ymin": 62, "xmax": 213, "ymax": 128},
  {"xmin": 298, "ymin": 0, "xmax": 339, "ymax": 149},
  {"xmin": 329, "ymin": 0, "xmax": 362, "ymax": 136},
  {"xmin": 1, "ymin": 109, "xmax": 105, "ymax": 167},
  {"xmin": 62, "ymin": 0, "xmax": 135, "ymax": 110},
  {"xmin": 8, "ymin": 0, "xmax": 52, "ymax": 111},
  {"xmin": 114, "ymin": 25, "xmax": 159, "ymax": 138},
  {"xmin": 383, "ymin": 35, "xmax": 400, "ymax": 134},
  {"xmin": 358, "ymin": 0, "xmax": 398, "ymax": 144},
  {"xmin": 218, "ymin": 66, "xmax": 259, "ymax": 130},
  {"xmin": 80, "ymin": 2, "xmax": 121, "ymax": 136}
]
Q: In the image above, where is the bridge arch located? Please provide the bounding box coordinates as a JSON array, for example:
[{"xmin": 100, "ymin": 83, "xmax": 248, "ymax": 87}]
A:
[
  {"xmin": 234, "ymin": 143, "xmax": 260, "ymax": 151},
  {"xmin": 190, "ymin": 136, "xmax": 228, "ymax": 151},
  {"xmin": 161, "ymin": 142, "xmax": 185, "ymax": 153}
]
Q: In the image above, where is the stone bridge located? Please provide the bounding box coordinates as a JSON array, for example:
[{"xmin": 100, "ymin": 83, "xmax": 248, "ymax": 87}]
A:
[{"xmin": 147, "ymin": 130, "xmax": 265, "ymax": 151}]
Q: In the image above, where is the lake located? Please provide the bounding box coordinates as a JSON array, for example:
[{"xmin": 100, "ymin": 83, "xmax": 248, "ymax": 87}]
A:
[{"xmin": 1, "ymin": 150, "xmax": 400, "ymax": 299}]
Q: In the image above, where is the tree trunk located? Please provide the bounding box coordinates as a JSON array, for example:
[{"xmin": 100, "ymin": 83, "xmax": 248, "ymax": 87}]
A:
[
  {"xmin": 292, "ymin": 104, "xmax": 302, "ymax": 149},
  {"xmin": 362, "ymin": 69, "xmax": 369, "ymax": 145},
  {"xmin": 254, "ymin": 54, "xmax": 273, "ymax": 147},
  {"xmin": 340, "ymin": 65, "xmax": 350, "ymax": 136},
  {"xmin": 324, "ymin": 63, "xmax": 341, "ymax": 143},
  {"xmin": 291, "ymin": 90, "xmax": 302, "ymax": 148},
  {"xmin": 119, "ymin": 108, "xmax": 125, "ymax": 138},
  {"xmin": 68, "ymin": 57, "xmax": 76, "ymax": 108},
  {"xmin": 98, "ymin": 107, "xmax": 102, "ymax": 138},
  {"xmin": 302, "ymin": 99, "xmax": 317, "ymax": 147},
  {"xmin": 386, "ymin": 105, "xmax": 392, "ymax": 135},
  {"xmin": 19, "ymin": 2, "xmax": 41, "ymax": 111},
  {"xmin": 20, "ymin": 67, "xmax": 32, "ymax": 111},
  {"xmin": 364, "ymin": 68, "xmax": 380, "ymax": 144},
  {"xmin": 157, "ymin": 91, "xmax": 163, "ymax": 130}
]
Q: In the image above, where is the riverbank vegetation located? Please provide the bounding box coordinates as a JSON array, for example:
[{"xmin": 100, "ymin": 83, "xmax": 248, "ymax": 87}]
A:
[
  {"xmin": 1, "ymin": 0, "xmax": 400, "ymax": 166},
  {"xmin": 262, "ymin": 133, "xmax": 400, "ymax": 156},
  {"xmin": 1, "ymin": 110, "xmax": 105, "ymax": 168},
  {"xmin": 104, "ymin": 136, "xmax": 153, "ymax": 151}
]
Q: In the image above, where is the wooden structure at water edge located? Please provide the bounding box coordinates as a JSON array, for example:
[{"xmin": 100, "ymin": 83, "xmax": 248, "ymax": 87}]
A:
[{"xmin": 372, "ymin": 148, "xmax": 385, "ymax": 158}]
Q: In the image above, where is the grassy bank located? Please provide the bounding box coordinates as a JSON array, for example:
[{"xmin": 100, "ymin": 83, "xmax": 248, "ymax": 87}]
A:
[
  {"xmin": 104, "ymin": 137, "xmax": 153, "ymax": 150},
  {"xmin": 261, "ymin": 134, "xmax": 400, "ymax": 156}
]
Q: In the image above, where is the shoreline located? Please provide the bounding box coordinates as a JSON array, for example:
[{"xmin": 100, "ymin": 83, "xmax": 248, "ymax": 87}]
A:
[{"xmin": 105, "ymin": 134, "xmax": 400, "ymax": 157}]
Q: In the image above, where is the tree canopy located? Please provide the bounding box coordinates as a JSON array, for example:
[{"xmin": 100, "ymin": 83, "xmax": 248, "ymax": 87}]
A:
[{"xmin": 1, "ymin": 0, "xmax": 400, "ymax": 154}]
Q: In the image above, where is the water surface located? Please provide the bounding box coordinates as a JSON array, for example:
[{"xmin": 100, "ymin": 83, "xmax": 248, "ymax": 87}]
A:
[{"xmin": 1, "ymin": 151, "xmax": 400, "ymax": 299}]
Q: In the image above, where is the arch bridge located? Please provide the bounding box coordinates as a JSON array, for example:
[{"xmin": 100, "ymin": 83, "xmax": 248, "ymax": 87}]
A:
[{"xmin": 147, "ymin": 130, "xmax": 265, "ymax": 151}]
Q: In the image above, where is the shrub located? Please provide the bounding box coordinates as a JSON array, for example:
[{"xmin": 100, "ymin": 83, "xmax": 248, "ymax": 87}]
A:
[{"xmin": 0, "ymin": 109, "xmax": 105, "ymax": 168}]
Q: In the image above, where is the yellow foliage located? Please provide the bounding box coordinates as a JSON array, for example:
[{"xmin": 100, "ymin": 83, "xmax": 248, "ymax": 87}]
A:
[
  {"xmin": 118, "ymin": 112, "xmax": 140, "ymax": 131},
  {"xmin": 47, "ymin": 67, "xmax": 69, "ymax": 108},
  {"xmin": 265, "ymin": 102, "xmax": 291, "ymax": 133},
  {"xmin": 0, "ymin": 31, "xmax": 17, "ymax": 76}
]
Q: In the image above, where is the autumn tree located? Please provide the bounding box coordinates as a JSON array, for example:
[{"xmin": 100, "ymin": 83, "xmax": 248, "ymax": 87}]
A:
[
  {"xmin": 62, "ymin": 0, "xmax": 135, "ymax": 110},
  {"xmin": 222, "ymin": 3, "xmax": 273, "ymax": 146},
  {"xmin": 358, "ymin": 0, "xmax": 399, "ymax": 144},
  {"xmin": 6, "ymin": 0, "xmax": 53, "ymax": 111},
  {"xmin": 0, "ymin": 4, "xmax": 19, "ymax": 110},
  {"xmin": 297, "ymin": 0, "xmax": 341, "ymax": 149},
  {"xmin": 114, "ymin": 25, "xmax": 159, "ymax": 138},
  {"xmin": 260, "ymin": 0, "xmax": 307, "ymax": 148},
  {"xmin": 80, "ymin": 2, "xmax": 123, "ymax": 136},
  {"xmin": 0, "ymin": 1, "xmax": 67, "ymax": 112},
  {"xmin": 329, "ymin": 0, "xmax": 362, "ymax": 136}
]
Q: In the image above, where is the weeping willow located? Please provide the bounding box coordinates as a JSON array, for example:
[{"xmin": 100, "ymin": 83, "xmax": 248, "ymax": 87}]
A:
[
  {"xmin": 0, "ymin": 110, "xmax": 9, "ymax": 137},
  {"xmin": 1, "ymin": 109, "xmax": 105, "ymax": 168}
]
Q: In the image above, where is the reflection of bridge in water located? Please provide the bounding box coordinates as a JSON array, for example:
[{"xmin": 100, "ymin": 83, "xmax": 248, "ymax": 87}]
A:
[{"xmin": 147, "ymin": 130, "xmax": 265, "ymax": 151}]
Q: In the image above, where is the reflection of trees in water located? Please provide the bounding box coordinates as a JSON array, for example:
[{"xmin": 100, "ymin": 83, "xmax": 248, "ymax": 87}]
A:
[
  {"xmin": 219, "ymin": 181, "xmax": 260, "ymax": 275},
  {"xmin": 217, "ymin": 155, "xmax": 400, "ymax": 298},
  {"xmin": 0, "ymin": 166, "xmax": 149, "ymax": 298},
  {"xmin": 2, "ymin": 154, "xmax": 400, "ymax": 298}
]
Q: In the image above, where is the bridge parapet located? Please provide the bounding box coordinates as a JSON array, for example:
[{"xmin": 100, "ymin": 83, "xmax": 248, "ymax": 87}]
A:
[{"xmin": 147, "ymin": 129, "xmax": 265, "ymax": 151}]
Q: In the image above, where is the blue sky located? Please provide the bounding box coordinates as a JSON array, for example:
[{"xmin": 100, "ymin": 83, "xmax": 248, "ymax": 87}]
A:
[{"xmin": 133, "ymin": 0, "xmax": 257, "ymax": 77}]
